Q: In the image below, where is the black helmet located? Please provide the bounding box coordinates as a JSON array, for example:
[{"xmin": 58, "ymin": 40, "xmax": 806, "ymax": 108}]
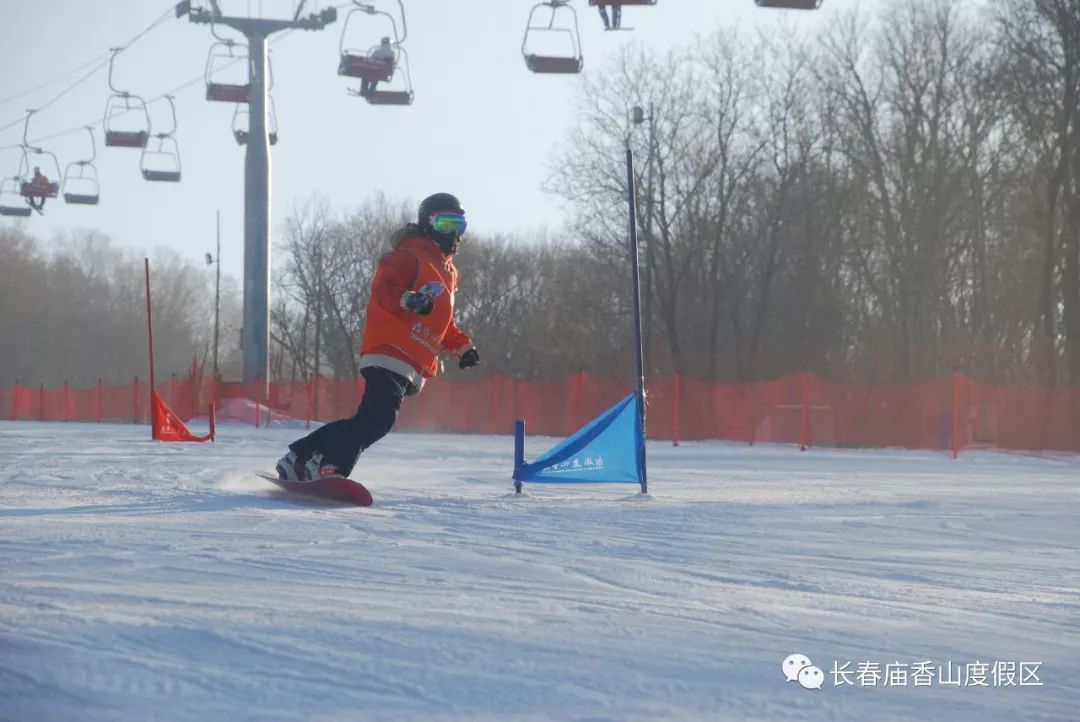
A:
[{"xmin": 418, "ymin": 192, "xmax": 466, "ymax": 254}]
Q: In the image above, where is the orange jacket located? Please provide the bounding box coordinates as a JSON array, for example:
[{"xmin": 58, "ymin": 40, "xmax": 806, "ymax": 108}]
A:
[{"xmin": 359, "ymin": 225, "xmax": 472, "ymax": 379}]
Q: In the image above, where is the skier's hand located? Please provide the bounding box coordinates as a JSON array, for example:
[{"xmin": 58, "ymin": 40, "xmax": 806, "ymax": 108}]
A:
[
  {"xmin": 458, "ymin": 347, "xmax": 479, "ymax": 370},
  {"xmin": 401, "ymin": 290, "xmax": 434, "ymax": 315}
]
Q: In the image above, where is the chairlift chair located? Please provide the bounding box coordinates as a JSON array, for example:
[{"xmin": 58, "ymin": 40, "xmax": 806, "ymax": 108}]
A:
[
  {"xmin": 338, "ymin": 1, "xmax": 406, "ymax": 81},
  {"xmin": 0, "ymin": 177, "xmax": 31, "ymax": 217},
  {"xmin": 754, "ymin": 0, "xmax": 822, "ymax": 9},
  {"xmin": 17, "ymin": 111, "xmax": 61, "ymax": 199},
  {"xmin": 205, "ymin": 38, "xmax": 252, "ymax": 103},
  {"xmin": 522, "ymin": 1, "xmax": 584, "ymax": 75},
  {"xmin": 354, "ymin": 46, "xmax": 414, "ymax": 105},
  {"xmin": 102, "ymin": 48, "xmax": 151, "ymax": 148},
  {"xmin": 141, "ymin": 97, "xmax": 181, "ymax": 183},
  {"xmin": 233, "ymin": 96, "xmax": 279, "ymax": 145},
  {"xmin": 62, "ymin": 127, "xmax": 101, "ymax": 205}
]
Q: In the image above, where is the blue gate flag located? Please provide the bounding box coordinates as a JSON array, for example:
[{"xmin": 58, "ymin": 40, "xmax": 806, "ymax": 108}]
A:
[{"xmin": 514, "ymin": 392, "xmax": 642, "ymax": 484}]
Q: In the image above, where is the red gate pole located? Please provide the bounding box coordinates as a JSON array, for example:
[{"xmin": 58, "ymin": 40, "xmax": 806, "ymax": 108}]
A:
[
  {"xmin": 673, "ymin": 372, "xmax": 682, "ymax": 447},
  {"xmin": 305, "ymin": 375, "xmax": 312, "ymax": 429},
  {"xmin": 799, "ymin": 370, "xmax": 810, "ymax": 451},
  {"xmin": 144, "ymin": 258, "xmax": 156, "ymax": 438},
  {"xmin": 144, "ymin": 259, "xmax": 156, "ymax": 397},
  {"xmin": 952, "ymin": 368, "xmax": 961, "ymax": 460},
  {"xmin": 490, "ymin": 373, "xmax": 500, "ymax": 435}
]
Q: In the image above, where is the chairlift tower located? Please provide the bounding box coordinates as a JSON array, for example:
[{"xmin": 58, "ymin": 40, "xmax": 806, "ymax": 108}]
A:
[{"xmin": 178, "ymin": 1, "xmax": 337, "ymax": 389}]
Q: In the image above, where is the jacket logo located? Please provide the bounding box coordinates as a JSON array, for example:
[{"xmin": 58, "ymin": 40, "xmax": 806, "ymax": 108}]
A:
[{"xmin": 410, "ymin": 321, "xmax": 442, "ymax": 355}]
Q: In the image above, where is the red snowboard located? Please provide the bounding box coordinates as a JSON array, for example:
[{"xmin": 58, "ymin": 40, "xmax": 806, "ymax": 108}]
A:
[{"xmin": 255, "ymin": 471, "xmax": 374, "ymax": 507}]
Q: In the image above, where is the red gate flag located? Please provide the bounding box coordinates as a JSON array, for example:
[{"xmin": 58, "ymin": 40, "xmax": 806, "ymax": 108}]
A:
[{"xmin": 151, "ymin": 390, "xmax": 215, "ymax": 442}]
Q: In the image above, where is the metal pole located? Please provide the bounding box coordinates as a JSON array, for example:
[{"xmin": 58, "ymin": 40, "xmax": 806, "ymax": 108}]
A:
[
  {"xmin": 625, "ymin": 145, "xmax": 648, "ymax": 494},
  {"xmin": 213, "ymin": 210, "xmax": 221, "ymax": 380},
  {"xmin": 243, "ymin": 32, "xmax": 271, "ymax": 392},
  {"xmin": 313, "ymin": 243, "xmax": 322, "ymax": 398},
  {"xmin": 182, "ymin": 4, "xmax": 337, "ymax": 392}
]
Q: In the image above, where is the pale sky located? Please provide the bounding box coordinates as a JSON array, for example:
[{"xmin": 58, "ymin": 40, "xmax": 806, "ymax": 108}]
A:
[{"xmin": 0, "ymin": 0, "xmax": 878, "ymax": 281}]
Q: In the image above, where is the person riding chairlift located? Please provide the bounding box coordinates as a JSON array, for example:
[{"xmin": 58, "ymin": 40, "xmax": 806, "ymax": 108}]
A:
[
  {"xmin": 361, "ymin": 37, "xmax": 397, "ymax": 97},
  {"xmin": 597, "ymin": 4, "xmax": 622, "ymax": 30},
  {"xmin": 27, "ymin": 166, "xmax": 49, "ymax": 214}
]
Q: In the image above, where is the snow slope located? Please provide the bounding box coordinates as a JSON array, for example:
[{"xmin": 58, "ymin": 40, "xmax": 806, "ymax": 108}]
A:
[{"xmin": 1, "ymin": 420, "xmax": 1077, "ymax": 722}]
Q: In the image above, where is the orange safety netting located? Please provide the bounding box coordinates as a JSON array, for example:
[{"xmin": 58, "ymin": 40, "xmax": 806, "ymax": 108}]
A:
[{"xmin": 4, "ymin": 371, "xmax": 1080, "ymax": 456}]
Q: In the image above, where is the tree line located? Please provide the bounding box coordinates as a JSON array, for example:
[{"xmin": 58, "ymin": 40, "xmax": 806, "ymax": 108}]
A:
[{"xmin": 0, "ymin": 226, "xmax": 238, "ymax": 388}]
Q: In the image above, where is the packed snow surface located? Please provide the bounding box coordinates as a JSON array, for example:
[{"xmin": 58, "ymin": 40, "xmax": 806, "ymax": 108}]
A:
[{"xmin": 1, "ymin": 420, "xmax": 1077, "ymax": 721}]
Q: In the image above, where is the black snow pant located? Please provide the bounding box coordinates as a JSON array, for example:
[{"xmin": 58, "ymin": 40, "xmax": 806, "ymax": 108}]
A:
[{"xmin": 288, "ymin": 367, "xmax": 408, "ymax": 477}]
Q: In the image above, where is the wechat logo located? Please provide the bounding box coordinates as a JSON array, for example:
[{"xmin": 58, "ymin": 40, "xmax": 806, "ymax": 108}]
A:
[{"xmin": 783, "ymin": 653, "xmax": 824, "ymax": 690}]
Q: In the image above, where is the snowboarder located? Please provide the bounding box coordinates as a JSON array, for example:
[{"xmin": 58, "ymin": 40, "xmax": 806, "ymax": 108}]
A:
[{"xmin": 276, "ymin": 192, "xmax": 480, "ymax": 481}]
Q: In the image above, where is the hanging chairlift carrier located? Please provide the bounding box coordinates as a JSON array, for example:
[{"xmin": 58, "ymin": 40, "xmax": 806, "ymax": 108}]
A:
[
  {"xmin": 102, "ymin": 48, "xmax": 151, "ymax": 148},
  {"xmin": 141, "ymin": 96, "xmax": 182, "ymax": 183},
  {"xmin": 350, "ymin": 46, "xmax": 414, "ymax": 105},
  {"xmin": 0, "ymin": 177, "xmax": 31, "ymax": 217},
  {"xmin": 205, "ymin": 36, "xmax": 252, "ymax": 103},
  {"xmin": 338, "ymin": 1, "xmax": 406, "ymax": 81},
  {"xmin": 17, "ymin": 111, "xmax": 61, "ymax": 200},
  {"xmin": 233, "ymin": 96, "xmax": 279, "ymax": 145},
  {"xmin": 62, "ymin": 127, "xmax": 101, "ymax": 205},
  {"xmin": 755, "ymin": 0, "xmax": 822, "ymax": 9},
  {"xmin": 523, "ymin": 1, "xmax": 584, "ymax": 74}
]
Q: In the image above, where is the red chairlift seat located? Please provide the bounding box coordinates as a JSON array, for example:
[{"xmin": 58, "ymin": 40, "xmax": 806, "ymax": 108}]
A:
[
  {"xmin": 0, "ymin": 205, "xmax": 31, "ymax": 217},
  {"xmin": 338, "ymin": 54, "xmax": 394, "ymax": 81},
  {"xmin": 755, "ymin": 0, "xmax": 822, "ymax": 9},
  {"xmin": 207, "ymin": 83, "xmax": 251, "ymax": 103},
  {"xmin": 19, "ymin": 180, "xmax": 59, "ymax": 199},
  {"xmin": 104, "ymin": 129, "xmax": 149, "ymax": 148},
  {"xmin": 525, "ymin": 55, "xmax": 583, "ymax": 74},
  {"xmin": 365, "ymin": 89, "xmax": 413, "ymax": 106},
  {"xmin": 142, "ymin": 169, "xmax": 182, "ymax": 182},
  {"xmin": 64, "ymin": 191, "xmax": 100, "ymax": 205}
]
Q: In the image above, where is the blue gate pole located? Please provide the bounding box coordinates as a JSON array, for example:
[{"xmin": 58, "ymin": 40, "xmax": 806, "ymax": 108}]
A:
[
  {"xmin": 625, "ymin": 145, "xmax": 648, "ymax": 494},
  {"xmin": 513, "ymin": 420, "xmax": 525, "ymax": 494}
]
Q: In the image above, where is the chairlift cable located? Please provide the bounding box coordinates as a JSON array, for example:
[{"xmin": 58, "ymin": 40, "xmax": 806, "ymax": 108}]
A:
[
  {"xmin": 0, "ymin": 51, "xmax": 113, "ymax": 107},
  {"xmin": 0, "ymin": 3, "xmax": 176, "ymax": 141}
]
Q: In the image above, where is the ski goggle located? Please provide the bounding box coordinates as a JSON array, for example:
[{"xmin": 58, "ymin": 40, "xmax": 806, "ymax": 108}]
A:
[{"xmin": 429, "ymin": 212, "xmax": 467, "ymax": 235}]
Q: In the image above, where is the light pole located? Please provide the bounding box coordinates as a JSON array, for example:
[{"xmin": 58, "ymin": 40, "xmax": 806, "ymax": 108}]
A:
[
  {"xmin": 205, "ymin": 210, "xmax": 221, "ymax": 381},
  {"xmin": 628, "ymin": 107, "xmax": 649, "ymax": 495},
  {"xmin": 632, "ymin": 104, "xmax": 655, "ymax": 366}
]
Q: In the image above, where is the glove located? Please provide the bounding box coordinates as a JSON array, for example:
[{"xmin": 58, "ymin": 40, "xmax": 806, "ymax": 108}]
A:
[
  {"xmin": 401, "ymin": 290, "xmax": 434, "ymax": 315},
  {"xmin": 458, "ymin": 347, "xmax": 479, "ymax": 370}
]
